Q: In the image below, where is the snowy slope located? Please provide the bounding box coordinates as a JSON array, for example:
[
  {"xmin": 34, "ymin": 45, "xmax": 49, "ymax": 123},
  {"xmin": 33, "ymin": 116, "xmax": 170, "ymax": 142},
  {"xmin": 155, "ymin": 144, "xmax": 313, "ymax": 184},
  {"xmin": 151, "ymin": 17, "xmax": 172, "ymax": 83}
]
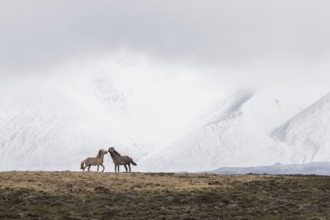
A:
[
  {"xmin": 272, "ymin": 93, "xmax": 330, "ymax": 163},
  {"xmin": 0, "ymin": 56, "xmax": 225, "ymax": 172},
  {"xmin": 0, "ymin": 75, "xmax": 143, "ymax": 171},
  {"xmin": 1, "ymin": 66, "xmax": 329, "ymax": 173},
  {"xmin": 138, "ymin": 91, "xmax": 300, "ymax": 172},
  {"xmin": 208, "ymin": 162, "xmax": 330, "ymax": 176}
]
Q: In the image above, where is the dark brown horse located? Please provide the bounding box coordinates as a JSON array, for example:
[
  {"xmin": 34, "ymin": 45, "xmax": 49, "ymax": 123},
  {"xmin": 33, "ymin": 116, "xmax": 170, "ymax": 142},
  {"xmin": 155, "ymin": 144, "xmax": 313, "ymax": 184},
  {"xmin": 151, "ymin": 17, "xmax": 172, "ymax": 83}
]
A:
[{"xmin": 108, "ymin": 147, "xmax": 137, "ymax": 172}]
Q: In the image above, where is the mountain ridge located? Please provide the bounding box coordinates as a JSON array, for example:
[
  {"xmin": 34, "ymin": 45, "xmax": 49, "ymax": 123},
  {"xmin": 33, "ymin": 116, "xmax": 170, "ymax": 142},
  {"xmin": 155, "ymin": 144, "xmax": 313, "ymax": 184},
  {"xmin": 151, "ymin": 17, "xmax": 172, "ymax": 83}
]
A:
[{"xmin": 272, "ymin": 93, "xmax": 330, "ymax": 163}]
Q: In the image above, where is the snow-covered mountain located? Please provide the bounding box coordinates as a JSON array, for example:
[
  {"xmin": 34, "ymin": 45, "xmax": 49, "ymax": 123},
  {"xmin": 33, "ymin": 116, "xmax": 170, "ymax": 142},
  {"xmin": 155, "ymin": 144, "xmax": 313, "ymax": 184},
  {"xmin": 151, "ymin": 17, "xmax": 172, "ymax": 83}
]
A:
[
  {"xmin": 0, "ymin": 64, "xmax": 220, "ymax": 172},
  {"xmin": 1, "ymin": 68, "xmax": 329, "ymax": 173},
  {"xmin": 272, "ymin": 93, "xmax": 330, "ymax": 163},
  {"xmin": 138, "ymin": 91, "xmax": 301, "ymax": 172},
  {"xmin": 0, "ymin": 75, "xmax": 143, "ymax": 171}
]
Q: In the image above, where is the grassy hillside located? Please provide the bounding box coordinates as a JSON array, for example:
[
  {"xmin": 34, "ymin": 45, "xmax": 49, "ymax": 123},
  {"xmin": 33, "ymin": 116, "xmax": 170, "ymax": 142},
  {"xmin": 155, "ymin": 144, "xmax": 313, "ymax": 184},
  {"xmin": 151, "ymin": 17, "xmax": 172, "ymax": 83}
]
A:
[{"xmin": 0, "ymin": 172, "xmax": 329, "ymax": 219}]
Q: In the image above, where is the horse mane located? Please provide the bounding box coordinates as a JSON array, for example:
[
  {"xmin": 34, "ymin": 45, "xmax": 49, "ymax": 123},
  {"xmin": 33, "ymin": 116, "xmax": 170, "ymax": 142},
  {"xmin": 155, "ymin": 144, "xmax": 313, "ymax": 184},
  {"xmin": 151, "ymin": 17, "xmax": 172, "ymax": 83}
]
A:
[
  {"xmin": 96, "ymin": 149, "xmax": 103, "ymax": 158},
  {"xmin": 112, "ymin": 149, "xmax": 122, "ymax": 156}
]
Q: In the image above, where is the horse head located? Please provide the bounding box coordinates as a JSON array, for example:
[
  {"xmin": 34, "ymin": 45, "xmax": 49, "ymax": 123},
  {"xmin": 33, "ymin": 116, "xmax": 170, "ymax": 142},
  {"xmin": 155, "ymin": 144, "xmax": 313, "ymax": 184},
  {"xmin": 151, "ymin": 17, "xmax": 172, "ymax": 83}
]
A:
[
  {"xmin": 108, "ymin": 147, "xmax": 121, "ymax": 156},
  {"xmin": 97, "ymin": 149, "xmax": 108, "ymax": 157},
  {"xmin": 108, "ymin": 147, "xmax": 114, "ymax": 154}
]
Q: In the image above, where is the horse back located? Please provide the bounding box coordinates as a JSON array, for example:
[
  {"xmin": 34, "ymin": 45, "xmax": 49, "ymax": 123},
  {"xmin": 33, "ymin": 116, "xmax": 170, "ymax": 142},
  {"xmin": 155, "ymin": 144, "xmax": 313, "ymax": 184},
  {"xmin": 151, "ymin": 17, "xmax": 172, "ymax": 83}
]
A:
[
  {"xmin": 85, "ymin": 157, "xmax": 101, "ymax": 165},
  {"xmin": 115, "ymin": 155, "xmax": 131, "ymax": 165}
]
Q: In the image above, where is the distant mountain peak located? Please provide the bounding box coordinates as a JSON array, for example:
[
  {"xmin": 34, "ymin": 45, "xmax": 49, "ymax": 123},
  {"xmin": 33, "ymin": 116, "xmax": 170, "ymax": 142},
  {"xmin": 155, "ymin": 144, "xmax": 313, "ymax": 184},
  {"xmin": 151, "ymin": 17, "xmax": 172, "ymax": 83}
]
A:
[
  {"xmin": 200, "ymin": 90, "xmax": 254, "ymax": 127},
  {"xmin": 272, "ymin": 92, "xmax": 330, "ymax": 162},
  {"xmin": 138, "ymin": 90, "xmax": 297, "ymax": 172}
]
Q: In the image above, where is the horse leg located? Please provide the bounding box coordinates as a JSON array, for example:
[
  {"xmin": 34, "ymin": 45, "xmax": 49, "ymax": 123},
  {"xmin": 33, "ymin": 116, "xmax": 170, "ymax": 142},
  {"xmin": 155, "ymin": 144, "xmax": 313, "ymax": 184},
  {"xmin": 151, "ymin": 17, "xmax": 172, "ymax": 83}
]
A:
[
  {"xmin": 101, "ymin": 164, "xmax": 105, "ymax": 172},
  {"xmin": 88, "ymin": 165, "xmax": 91, "ymax": 171},
  {"xmin": 97, "ymin": 165, "xmax": 99, "ymax": 172},
  {"xmin": 128, "ymin": 163, "xmax": 131, "ymax": 172},
  {"xmin": 124, "ymin": 164, "xmax": 128, "ymax": 172}
]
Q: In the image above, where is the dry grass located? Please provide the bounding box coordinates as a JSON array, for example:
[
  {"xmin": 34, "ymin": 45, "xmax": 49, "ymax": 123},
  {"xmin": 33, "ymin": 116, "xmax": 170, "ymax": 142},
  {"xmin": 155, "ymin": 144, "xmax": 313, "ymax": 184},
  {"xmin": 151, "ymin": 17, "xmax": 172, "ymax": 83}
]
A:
[{"xmin": 0, "ymin": 172, "xmax": 330, "ymax": 219}]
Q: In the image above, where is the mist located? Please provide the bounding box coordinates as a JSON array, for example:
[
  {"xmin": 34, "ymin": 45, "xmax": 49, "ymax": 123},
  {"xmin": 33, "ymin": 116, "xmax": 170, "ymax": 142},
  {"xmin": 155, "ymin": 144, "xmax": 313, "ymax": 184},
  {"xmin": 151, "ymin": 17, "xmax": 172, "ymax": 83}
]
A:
[{"xmin": 1, "ymin": 0, "xmax": 330, "ymax": 145}]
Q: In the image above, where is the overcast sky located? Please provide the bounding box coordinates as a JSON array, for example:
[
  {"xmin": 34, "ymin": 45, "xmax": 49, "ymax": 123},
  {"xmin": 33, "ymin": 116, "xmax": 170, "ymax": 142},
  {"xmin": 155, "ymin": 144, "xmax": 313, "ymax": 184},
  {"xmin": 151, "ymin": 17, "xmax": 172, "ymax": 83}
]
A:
[
  {"xmin": 1, "ymin": 0, "xmax": 330, "ymax": 89},
  {"xmin": 1, "ymin": 0, "xmax": 330, "ymax": 149}
]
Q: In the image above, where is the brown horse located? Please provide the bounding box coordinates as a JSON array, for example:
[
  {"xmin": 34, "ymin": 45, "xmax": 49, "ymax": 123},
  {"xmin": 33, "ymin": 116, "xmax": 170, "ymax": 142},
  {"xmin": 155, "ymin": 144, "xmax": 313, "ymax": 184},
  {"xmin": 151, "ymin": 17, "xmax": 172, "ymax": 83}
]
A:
[
  {"xmin": 108, "ymin": 147, "xmax": 137, "ymax": 172},
  {"xmin": 80, "ymin": 149, "xmax": 108, "ymax": 172}
]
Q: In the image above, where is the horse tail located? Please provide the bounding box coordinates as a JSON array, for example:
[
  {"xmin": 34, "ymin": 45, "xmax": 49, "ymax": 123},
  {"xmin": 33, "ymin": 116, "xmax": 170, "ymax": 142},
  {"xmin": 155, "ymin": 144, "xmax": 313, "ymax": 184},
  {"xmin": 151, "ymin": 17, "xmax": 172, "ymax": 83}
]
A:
[
  {"xmin": 80, "ymin": 160, "xmax": 85, "ymax": 170},
  {"xmin": 130, "ymin": 158, "xmax": 137, "ymax": 166}
]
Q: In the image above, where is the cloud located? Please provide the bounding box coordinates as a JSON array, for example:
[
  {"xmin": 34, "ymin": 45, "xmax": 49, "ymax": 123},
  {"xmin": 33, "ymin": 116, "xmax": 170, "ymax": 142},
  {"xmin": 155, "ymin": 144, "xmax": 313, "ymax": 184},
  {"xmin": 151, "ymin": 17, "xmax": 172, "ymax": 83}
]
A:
[
  {"xmin": 0, "ymin": 0, "xmax": 329, "ymax": 109},
  {"xmin": 1, "ymin": 0, "xmax": 330, "ymax": 76}
]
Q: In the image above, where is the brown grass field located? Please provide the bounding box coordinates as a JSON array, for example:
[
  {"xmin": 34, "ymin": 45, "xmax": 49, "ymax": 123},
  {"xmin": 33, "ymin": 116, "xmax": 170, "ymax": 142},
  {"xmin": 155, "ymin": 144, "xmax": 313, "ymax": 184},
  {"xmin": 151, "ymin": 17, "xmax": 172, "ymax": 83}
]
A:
[{"xmin": 0, "ymin": 171, "xmax": 329, "ymax": 219}]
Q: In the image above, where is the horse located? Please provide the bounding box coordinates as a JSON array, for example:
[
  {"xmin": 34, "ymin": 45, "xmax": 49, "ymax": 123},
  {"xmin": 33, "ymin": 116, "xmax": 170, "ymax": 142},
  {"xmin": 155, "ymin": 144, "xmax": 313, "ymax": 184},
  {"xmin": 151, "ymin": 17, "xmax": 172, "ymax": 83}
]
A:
[
  {"xmin": 108, "ymin": 147, "xmax": 137, "ymax": 172},
  {"xmin": 80, "ymin": 149, "xmax": 108, "ymax": 172}
]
